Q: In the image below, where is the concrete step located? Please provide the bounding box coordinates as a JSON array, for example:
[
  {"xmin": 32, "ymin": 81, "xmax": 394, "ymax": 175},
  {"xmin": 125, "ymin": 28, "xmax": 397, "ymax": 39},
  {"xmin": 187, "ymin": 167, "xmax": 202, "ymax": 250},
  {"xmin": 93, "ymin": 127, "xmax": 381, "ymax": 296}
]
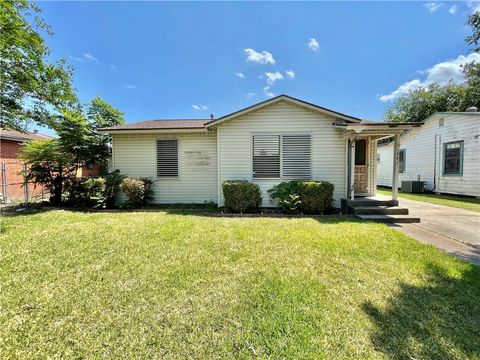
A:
[
  {"xmin": 356, "ymin": 214, "xmax": 420, "ymax": 223},
  {"xmin": 348, "ymin": 199, "xmax": 399, "ymax": 207},
  {"xmin": 351, "ymin": 206, "xmax": 409, "ymax": 215}
]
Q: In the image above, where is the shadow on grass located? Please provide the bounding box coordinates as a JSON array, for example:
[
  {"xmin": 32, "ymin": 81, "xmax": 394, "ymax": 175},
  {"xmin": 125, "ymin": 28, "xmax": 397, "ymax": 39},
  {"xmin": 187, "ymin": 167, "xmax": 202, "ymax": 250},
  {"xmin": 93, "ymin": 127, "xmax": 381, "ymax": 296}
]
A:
[{"xmin": 363, "ymin": 263, "xmax": 480, "ymax": 359}]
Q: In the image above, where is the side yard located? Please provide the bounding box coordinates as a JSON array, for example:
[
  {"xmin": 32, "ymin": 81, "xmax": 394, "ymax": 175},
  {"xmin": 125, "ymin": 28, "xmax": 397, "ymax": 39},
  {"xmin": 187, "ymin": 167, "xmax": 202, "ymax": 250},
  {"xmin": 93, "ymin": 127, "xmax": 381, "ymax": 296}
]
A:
[
  {"xmin": 377, "ymin": 187, "xmax": 480, "ymax": 213},
  {"xmin": 1, "ymin": 210, "xmax": 479, "ymax": 359}
]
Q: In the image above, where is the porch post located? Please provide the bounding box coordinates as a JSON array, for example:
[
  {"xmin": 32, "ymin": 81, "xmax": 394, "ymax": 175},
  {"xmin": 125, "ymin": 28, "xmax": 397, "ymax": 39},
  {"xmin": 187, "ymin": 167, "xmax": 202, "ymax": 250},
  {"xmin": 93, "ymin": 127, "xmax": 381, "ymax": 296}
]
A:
[
  {"xmin": 392, "ymin": 133, "xmax": 400, "ymax": 201},
  {"xmin": 350, "ymin": 138, "xmax": 356, "ymax": 201}
]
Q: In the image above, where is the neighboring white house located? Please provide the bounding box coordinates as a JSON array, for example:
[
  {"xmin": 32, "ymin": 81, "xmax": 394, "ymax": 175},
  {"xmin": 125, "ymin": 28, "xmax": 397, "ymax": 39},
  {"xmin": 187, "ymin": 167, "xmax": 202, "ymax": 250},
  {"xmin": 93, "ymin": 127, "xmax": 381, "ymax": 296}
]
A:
[
  {"xmin": 377, "ymin": 111, "xmax": 480, "ymax": 197},
  {"xmin": 100, "ymin": 95, "xmax": 419, "ymax": 207}
]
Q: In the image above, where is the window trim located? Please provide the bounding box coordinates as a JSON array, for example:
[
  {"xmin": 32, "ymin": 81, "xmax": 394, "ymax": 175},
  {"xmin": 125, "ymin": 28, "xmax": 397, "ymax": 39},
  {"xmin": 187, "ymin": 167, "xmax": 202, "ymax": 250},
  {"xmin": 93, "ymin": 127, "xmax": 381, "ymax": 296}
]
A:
[
  {"xmin": 251, "ymin": 132, "xmax": 312, "ymax": 180},
  {"xmin": 399, "ymin": 149, "xmax": 406, "ymax": 174},
  {"xmin": 156, "ymin": 138, "xmax": 179, "ymax": 179},
  {"xmin": 442, "ymin": 140, "xmax": 464, "ymax": 177}
]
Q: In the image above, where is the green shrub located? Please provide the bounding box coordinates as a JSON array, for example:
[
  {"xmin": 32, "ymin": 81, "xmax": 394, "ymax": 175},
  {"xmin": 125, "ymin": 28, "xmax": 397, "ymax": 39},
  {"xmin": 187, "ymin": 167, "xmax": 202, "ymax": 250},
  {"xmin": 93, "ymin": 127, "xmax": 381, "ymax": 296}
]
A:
[
  {"xmin": 65, "ymin": 177, "xmax": 105, "ymax": 207},
  {"xmin": 268, "ymin": 181, "xmax": 334, "ymax": 214},
  {"xmin": 100, "ymin": 170, "xmax": 125, "ymax": 209},
  {"xmin": 120, "ymin": 177, "xmax": 153, "ymax": 208},
  {"xmin": 222, "ymin": 180, "xmax": 262, "ymax": 213}
]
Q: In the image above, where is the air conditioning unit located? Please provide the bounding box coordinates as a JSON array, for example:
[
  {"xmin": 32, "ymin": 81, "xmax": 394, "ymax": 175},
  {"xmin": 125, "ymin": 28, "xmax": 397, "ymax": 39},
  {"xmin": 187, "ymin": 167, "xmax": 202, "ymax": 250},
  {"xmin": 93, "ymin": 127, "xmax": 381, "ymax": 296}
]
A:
[{"xmin": 401, "ymin": 181, "xmax": 425, "ymax": 193}]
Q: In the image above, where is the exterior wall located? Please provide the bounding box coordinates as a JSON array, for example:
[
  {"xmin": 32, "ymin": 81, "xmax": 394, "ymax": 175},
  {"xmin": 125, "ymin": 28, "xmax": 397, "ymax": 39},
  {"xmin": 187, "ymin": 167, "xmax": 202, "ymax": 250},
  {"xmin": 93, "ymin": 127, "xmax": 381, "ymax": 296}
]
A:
[
  {"xmin": 216, "ymin": 100, "xmax": 347, "ymax": 207},
  {"xmin": 376, "ymin": 113, "xmax": 480, "ymax": 197},
  {"xmin": 112, "ymin": 132, "xmax": 218, "ymax": 204},
  {"xmin": 1, "ymin": 139, "xmax": 23, "ymax": 159}
]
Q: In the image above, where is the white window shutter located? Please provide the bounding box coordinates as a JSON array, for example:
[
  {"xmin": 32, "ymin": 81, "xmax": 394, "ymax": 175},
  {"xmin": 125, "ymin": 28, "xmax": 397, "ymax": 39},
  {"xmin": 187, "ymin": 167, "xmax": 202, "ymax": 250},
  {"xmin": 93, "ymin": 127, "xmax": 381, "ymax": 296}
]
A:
[
  {"xmin": 282, "ymin": 134, "xmax": 311, "ymax": 180},
  {"xmin": 156, "ymin": 139, "xmax": 178, "ymax": 177}
]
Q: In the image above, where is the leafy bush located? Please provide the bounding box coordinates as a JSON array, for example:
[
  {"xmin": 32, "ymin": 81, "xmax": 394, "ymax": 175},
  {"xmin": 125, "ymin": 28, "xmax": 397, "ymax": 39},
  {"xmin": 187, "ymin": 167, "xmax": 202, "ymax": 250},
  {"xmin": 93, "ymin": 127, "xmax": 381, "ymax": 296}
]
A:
[
  {"xmin": 222, "ymin": 180, "xmax": 262, "ymax": 213},
  {"xmin": 65, "ymin": 177, "xmax": 105, "ymax": 207},
  {"xmin": 100, "ymin": 170, "xmax": 125, "ymax": 209},
  {"xmin": 268, "ymin": 181, "xmax": 334, "ymax": 214},
  {"xmin": 120, "ymin": 177, "xmax": 153, "ymax": 208}
]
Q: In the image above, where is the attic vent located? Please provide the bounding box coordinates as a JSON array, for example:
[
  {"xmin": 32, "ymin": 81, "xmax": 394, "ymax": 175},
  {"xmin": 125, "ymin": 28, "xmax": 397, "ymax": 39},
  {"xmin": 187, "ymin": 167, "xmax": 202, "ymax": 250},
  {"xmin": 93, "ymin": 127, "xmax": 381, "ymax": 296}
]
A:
[
  {"xmin": 156, "ymin": 139, "xmax": 178, "ymax": 177},
  {"xmin": 439, "ymin": 118, "xmax": 444, "ymax": 128}
]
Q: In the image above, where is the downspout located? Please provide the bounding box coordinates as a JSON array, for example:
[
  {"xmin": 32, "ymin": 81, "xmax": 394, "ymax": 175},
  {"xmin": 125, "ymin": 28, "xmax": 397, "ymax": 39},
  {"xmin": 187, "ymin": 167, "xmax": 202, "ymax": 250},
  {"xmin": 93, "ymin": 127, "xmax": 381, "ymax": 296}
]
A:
[{"xmin": 432, "ymin": 134, "xmax": 437, "ymax": 192}]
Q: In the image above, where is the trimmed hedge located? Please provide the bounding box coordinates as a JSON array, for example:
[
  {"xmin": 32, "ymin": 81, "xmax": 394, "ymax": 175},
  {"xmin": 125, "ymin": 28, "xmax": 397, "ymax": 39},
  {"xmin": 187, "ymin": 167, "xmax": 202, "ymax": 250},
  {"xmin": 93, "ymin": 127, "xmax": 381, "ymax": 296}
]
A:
[
  {"xmin": 120, "ymin": 177, "xmax": 153, "ymax": 208},
  {"xmin": 222, "ymin": 180, "xmax": 262, "ymax": 213},
  {"xmin": 268, "ymin": 180, "xmax": 334, "ymax": 214}
]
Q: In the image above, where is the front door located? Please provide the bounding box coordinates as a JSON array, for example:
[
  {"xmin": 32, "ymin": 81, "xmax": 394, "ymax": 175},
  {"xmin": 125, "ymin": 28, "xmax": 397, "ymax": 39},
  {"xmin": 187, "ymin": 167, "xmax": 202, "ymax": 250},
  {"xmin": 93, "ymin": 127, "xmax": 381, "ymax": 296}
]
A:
[{"xmin": 354, "ymin": 139, "xmax": 369, "ymax": 195}]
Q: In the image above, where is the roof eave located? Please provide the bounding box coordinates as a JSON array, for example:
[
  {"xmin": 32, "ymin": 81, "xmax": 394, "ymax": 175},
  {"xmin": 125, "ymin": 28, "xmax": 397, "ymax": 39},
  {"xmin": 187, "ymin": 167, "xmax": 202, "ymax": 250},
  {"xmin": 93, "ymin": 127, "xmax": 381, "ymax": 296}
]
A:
[{"xmin": 98, "ymin": 127, "xmax": 209, "ymax": 134}]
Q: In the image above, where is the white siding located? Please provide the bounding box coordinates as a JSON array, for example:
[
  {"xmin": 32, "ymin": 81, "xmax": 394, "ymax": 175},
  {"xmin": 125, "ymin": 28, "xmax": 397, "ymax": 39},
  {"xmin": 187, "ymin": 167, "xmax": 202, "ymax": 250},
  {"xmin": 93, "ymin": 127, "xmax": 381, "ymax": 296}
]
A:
[
  {"xmin": 112, "ymin": 132, "xmax": 218, "ymax": 204},
  {"xmin": 376, "ymin": 113, "xmax": 480, "ymax": 197},
  {"xmin": 217, "ymin": 100, "xmax": 347, "ymax": 206}
]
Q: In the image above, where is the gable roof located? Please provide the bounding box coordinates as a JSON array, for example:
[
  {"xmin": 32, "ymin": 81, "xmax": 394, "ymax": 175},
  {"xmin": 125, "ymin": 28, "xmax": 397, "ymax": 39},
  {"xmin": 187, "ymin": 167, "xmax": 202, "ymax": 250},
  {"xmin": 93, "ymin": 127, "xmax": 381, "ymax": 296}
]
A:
[
  {"xmin": 99, "ymin": 119, "xmax": 209, "ymax": 131},
  {"xmin": 99, "ymin": 94, "xmax": 363, "ymax": 133},
  {"xmin": 0, "ymin": 129, "xmax": 52, "ymax": 142},
  {"xmin": 205, "ymin": 94, "xmax": 361, "ymax": 128}
]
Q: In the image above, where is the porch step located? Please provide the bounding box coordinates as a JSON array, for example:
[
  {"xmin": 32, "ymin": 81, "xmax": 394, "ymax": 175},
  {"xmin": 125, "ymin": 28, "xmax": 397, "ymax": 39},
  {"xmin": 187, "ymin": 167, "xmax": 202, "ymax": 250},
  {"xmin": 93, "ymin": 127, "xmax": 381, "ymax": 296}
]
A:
[
  {"xmin": 346, "ymin": 198, "xmax": 399, "ymax": 207},
  {"xmin": 351, "ymin": 206, "xmax": 409, "ymax": 215},
  {"xmin": 356, "ymin": 214, "xmax": 421, "ymax": 223}
]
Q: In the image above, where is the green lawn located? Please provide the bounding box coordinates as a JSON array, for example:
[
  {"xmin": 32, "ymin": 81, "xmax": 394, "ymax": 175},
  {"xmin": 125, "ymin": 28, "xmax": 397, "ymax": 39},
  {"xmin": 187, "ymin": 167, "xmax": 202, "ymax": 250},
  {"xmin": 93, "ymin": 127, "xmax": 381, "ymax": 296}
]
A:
[
  {"xmin": 1, "ymin": 209, "xmax": 479, "ymax": 359},
  {"xmin": 377, "ymin": 187, "xmax": 480, "ymax": 213}
]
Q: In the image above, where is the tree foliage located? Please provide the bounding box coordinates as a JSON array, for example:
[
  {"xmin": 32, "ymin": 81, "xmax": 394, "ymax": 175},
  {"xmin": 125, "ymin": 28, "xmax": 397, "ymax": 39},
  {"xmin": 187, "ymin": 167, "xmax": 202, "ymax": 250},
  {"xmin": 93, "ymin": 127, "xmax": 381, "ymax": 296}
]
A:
[
  {"xmin": 20, "ymin": 140, "xmax": 75, "ymax": 205},
  {"xmin": 466, "ymin": 11, "xmax": 480, "ymax": 53},
  {"xmin": 0, "ymin": 0, "xmax": 77, "ymax": 130},
  {"xmin": 385, "ymin": 62, "xmax": 480, "ymax": 122}
]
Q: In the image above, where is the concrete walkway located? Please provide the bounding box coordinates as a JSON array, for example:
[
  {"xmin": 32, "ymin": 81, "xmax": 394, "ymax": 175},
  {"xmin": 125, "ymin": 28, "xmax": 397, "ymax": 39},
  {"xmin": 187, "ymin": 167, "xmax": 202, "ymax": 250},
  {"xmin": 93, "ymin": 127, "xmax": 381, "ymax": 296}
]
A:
[{"xmin": 387, "ymin": 197, "xmax": 480, "ymax": 265}]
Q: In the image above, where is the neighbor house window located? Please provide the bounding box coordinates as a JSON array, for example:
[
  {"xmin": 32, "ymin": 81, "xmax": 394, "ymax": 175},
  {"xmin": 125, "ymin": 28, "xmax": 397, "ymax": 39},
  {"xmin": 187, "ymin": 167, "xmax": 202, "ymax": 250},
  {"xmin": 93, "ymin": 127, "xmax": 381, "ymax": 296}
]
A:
[
  {"xmin": 399, "ymin": 149, "xmax": 406, "ymax": 173},
  {"xmin": 252, "ymin": 135, "xmax": 280, "ymax": 178},
  {"xmin": 252, "ymin": 134, "xmax": 311, "ymax": 179},
  {"xmin": 156, "ymin": 139, "xmax": 178, "ymax": 177},
  {"xmin": 443, "ymin": 141, "xmax": 463, "ymax": 176}
]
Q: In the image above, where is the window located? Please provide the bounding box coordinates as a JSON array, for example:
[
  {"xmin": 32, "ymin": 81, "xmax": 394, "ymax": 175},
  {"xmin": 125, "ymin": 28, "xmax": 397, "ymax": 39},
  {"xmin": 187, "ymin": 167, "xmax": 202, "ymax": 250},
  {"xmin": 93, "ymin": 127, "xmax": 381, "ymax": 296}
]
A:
[
  {"xmin": 253, "ymin": 135, "xmax": 280, "ymax": 178},
  {"xmin": 399, "ymin": 149, "xmax": 406, "ymax": 173},
  {"xmin": 282, "ymin": 134, "xmax": 311, "ymax": 180},
  {"xmin": 252, "ymin": 134, "xmax": 311, "ymax": 179},
  {"xmin": 355, "ymin": 139, "xmax": 366, "ymax": 166},
  {"xmin": 156, "ymin": 139, "xmax": 178, "ymax": 177},
  {"xmin": 443, "ymin": 141, "xmax": 463, "ymax": 176}
]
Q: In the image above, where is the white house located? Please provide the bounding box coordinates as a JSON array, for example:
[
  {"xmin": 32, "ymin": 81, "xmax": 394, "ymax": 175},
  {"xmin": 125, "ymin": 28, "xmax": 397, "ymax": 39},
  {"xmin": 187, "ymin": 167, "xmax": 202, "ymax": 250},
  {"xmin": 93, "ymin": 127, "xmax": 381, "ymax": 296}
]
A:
[
  {"xmin": 377, "ymin": 111, "xmax": 480, "ymax": 197},
  {"xmin": 100, "ymin": 95, "xmax": 420, "ymax": 208}
]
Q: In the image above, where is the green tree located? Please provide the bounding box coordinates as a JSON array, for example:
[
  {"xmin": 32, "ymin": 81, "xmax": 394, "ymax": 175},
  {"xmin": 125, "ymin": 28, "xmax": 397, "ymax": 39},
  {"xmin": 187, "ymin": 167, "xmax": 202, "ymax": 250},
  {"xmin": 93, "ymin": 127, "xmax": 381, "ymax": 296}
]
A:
[
  {"xmin": 466, "ymin": 11, "xmax": 480, "ymax": 53},
  {"xmin": 0, "ymin": 0, "xmax": 77, "ymax": 130},
  {"xmin": 20, "ymin": 140, "xmax": 75, "ymax": 205},
  {"xmin": 385, "ymin": 63, "xmax": 480, "ymax": 122}
]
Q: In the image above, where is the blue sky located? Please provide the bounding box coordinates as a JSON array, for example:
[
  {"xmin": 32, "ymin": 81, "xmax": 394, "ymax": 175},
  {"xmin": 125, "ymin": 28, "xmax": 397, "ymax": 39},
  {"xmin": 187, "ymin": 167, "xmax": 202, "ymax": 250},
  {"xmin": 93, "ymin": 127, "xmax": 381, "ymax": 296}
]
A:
[{"xmin": 35, "ymin": 1, "xmax": 479, "ymax": 130}]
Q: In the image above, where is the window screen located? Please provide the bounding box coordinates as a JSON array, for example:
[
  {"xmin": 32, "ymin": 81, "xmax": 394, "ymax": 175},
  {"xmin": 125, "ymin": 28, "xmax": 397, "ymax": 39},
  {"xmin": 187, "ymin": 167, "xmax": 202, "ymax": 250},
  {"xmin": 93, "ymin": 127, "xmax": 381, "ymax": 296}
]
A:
[
  {"xmin": 399, "ymin": 149, "xmax": 406, "ymax": 173},
  {"xmin": 252, "ymin": 135, "xmax": 280, "ymax": 178},
  {"xmin": 156, "ymin": 139, "xmax": 178, "ymax": 177},
  {"xmin": 443, "ymin": 141, "xmax": 463, "ymax": 175},
  {"xmin": 282, "ymin": 134, "xmax": 311, "ymax": 180}
]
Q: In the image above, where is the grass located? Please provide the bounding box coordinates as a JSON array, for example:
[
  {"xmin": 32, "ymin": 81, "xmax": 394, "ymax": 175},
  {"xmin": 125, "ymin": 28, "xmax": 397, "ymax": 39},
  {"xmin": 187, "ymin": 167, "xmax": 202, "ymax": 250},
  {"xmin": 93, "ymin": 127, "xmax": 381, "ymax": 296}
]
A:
[
  {"xmin": 1, "ymin": 209, "xmax": 479, "ymax": 359},
  {"xmin": 377, "ymin": 187, "xmax": 480, "ymax": 213}
]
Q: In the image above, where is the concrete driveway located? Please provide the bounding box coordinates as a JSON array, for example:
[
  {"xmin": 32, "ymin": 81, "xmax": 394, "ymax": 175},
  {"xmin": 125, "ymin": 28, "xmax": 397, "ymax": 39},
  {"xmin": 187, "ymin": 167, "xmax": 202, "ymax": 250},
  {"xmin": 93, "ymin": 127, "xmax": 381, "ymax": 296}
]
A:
[{"xmin": 388, "ymin": 197, "xmax": 480, "ymax": 265}]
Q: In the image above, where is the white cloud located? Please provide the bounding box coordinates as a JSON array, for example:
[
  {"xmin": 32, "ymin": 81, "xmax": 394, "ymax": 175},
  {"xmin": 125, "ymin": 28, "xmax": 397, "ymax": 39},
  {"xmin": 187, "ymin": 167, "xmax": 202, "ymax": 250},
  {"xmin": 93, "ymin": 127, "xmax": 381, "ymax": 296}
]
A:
[
  {"xmin": 285, "ymin": 70, "xmax": 295, "ymax": 79},
  {"xmin": 423, "ymin": 2, "xmax": 442, "ymax": 12},
  {"xmin": 467, "ymin": 1, "xmax": 480, "ymax": 13},
  {"xmin": 235, "ymin": 72, "xmax": 245, "ymax": 79},
  {"xmin": 69, "ymin": 53, "xmax": 100, "ymax": 64},
  {"xmin": 265, "ymin": 71, "xmax": 284, "ymax": 85},
  {"xmin": 110, "ymin": 64, "xmax": 118, "ymax": 72},
  {"xmin": 448, "ymin": 4, "xmax": 457, "ymax": 14},
  {"xmin": 83, "ymin": 53, "xmax": 99, "ymax": 64},
  {"xmin": 246, "ymin": 92, "xmax": 255, "ymax": 99},
  {"xmin": 308, "ymin": 38, "xmax": 319, "ymax": 51},
  {"xmin": 263, "ymin": 86, "xmax": 274, "ymax": 97},
  {"xmin": 124, "ymin": 84, "xmax": 137, "ymax": 89},
  {"xmin": 244, "ymin": 48, "xmax": 276, "ymax": 64},
  {"xmin": 192, "ymin": 104, "xmax": 208, "ymax": 111},
  {"xmin": 379, "ymin": 53, "xmax": 480, "ymax": 102}
]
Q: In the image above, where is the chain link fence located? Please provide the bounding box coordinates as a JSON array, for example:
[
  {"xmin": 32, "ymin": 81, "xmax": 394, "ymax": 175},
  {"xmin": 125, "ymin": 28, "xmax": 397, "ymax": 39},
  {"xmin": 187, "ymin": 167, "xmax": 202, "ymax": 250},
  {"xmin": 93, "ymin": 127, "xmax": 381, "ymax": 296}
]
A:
[{"xmin": 0, "ymin": 161, "xmax": 48, "ymax": 205}]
